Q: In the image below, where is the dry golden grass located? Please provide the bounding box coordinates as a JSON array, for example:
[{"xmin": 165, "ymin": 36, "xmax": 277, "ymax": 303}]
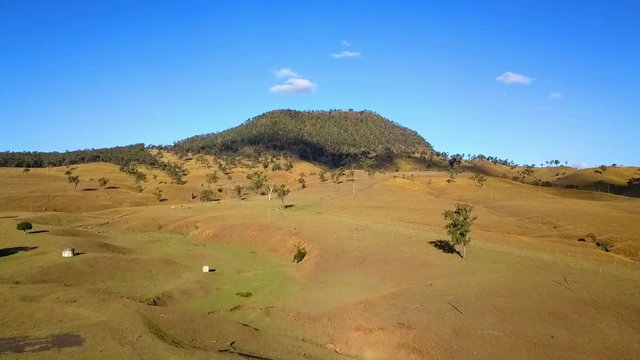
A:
[{"xmin": 1, "ymin": 158, "xmax": 639, "ymax": 359}]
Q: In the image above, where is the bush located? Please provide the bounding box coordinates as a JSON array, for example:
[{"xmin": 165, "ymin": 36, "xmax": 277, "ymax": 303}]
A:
[
  {"xmin": 235, "ymin": 291, "xmax": 252, "ymax": 297},
  {"xmin": 16, "ymin": 221, "xmax": 33, "ymax": 233},
  {"xmin": 200, "ymin": 189, "xmax": 219, "ymax": 202},
  {"xmin": 293, "ymin": 247, "xmax": 307, "ymax": 263}
]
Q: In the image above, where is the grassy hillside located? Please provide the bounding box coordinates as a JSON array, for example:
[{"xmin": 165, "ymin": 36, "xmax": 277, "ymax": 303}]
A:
[
  {"xmin": 1, "ymin": 158, "xmax": 639, "ymax": 359},
  {"xmin": 174, "ymin": 109, "xmax": 432, "ymax": 167}
]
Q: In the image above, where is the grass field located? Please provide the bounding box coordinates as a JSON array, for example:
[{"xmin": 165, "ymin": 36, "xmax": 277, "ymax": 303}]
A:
[{"xmin": 1, "ymin": 161, "xmax": 639, "ymax": 359}]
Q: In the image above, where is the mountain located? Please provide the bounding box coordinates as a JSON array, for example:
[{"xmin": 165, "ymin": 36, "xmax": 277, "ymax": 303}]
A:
[{"xmin": 173, "ymin": 109, "xmax": 432, "ymax": 167}]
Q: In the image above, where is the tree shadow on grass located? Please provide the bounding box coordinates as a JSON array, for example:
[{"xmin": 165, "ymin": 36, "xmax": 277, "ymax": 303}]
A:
[
  {"xmin": 82, "ymin": 188, "xmax": 98, "ymax": 192},
  {"xmin": 429, "ymin": 240, "xmax": 462, "ymax": 258},
  {"xmin": 0, "ymin": 247, "xmax": 38, "ymax": 258},
  {"xmin": 28, "ymin": 230, "xmax": 49, "ymax": 234}
]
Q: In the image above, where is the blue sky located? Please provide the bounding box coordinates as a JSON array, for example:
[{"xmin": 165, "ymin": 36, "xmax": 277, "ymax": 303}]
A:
[{"xmin": 1, "ymin": 1, "xmax": 638, "ymax": 167}]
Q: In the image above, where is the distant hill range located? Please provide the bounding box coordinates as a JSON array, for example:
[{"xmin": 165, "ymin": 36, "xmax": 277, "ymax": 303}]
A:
[
  {"xmin": 0, "ymin": 109, "xmax": 638, "ymax": 197},
  {"xmin": 173, "ymin": 109, "xmax": 432, "ymax": 167}
]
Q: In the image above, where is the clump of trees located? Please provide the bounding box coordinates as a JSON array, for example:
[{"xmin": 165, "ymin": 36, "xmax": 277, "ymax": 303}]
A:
[
  {"xmin": 442, "ymin": 203, "xmax": 477, "ymax": 259},
  {"xmin": 16, "ymin": 221, "xmax": 33, "ymax": 233},
  {"xmin": 584, "ymin": 232, "xmax": 613, "ymax": 252}
]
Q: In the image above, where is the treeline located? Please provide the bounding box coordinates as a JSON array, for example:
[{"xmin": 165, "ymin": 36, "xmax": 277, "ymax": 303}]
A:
[
  {"xmin": 173, "ymin": 109, "xmax": 432, "ymax": 167},
  {"xmin": 0, "ymin": 144, "xmax": 160, "ymax": 168}
]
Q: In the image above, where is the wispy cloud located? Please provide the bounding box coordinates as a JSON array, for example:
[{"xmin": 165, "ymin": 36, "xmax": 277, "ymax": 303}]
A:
[
  {"xmin": 269, "ymin": 78, "xmax": 317, "ymax": 93},
  {"xmin": 331, "ymin": 50, "xmax": 361, "ymax": 59},
  {"xmin": 496, "ymin": 71, "xmax": 533, "ymax": 85},
  {"xmin": 274, "ymin": 68, "xmax": 299, "ymax": 78},
  {"xmin": 548, "ymin": 92, "xmax": 563, "ymax": 99},
  {"xmin": 341, "ymin": 40, "xmax": 351, "ymax": 47}
]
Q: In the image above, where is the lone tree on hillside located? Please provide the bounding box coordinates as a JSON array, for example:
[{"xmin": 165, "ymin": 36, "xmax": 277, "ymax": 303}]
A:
[
  {"xmin": 274, "ymin": 184, "xmax": 290, "ymax": 208},
  {"xmin": 442, "ymin": 203, "xmax": 477, "ymax": 259},
  {"xmin": 16, "ymin": 221, "xmax": 33, "ymax": 234},
  {"xmin": 233, "ymin": 185, "xmax": 244, "ymax": 200},
  {"xmin": 447, "ymin": 154, "xmax": 463, "ymax": 182},
  {"xmin": 68, "ymin": 175, "xmax": 80, "ymax": 189},
  {"xmin": 98, "ymin": 177, "xmax": 110, "ymax": 189}
]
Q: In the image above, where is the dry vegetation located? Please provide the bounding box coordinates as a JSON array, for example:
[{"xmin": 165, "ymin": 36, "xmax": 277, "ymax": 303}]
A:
[{"xmin": 1, "ymin": 156, "xmax": 639, "ymax": 359}]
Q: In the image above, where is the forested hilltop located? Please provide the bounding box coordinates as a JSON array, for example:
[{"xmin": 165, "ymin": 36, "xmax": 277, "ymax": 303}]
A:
[{"xmin": 173, "ymin": 110, "xmax": 432, "ymax": 167}]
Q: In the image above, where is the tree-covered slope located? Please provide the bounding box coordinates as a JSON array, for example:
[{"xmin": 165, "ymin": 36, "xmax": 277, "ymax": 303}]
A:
[
  {"xmin": 0, "ymin": 144, "xmax": 159, "ymax": 168},
  {"xmin": 174, "ymin": 109, "xmax": 432, "ymax": 166}
]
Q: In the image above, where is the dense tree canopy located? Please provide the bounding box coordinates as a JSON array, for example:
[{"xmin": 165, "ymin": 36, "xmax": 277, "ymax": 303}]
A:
[{"xmin": 173, "ymin": 110, "xmax": 432, "ymax": 168}]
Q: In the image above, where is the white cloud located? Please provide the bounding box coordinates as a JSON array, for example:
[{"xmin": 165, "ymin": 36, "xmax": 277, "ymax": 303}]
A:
[
  {"xmin": 573, "ymin": 162, "xmax": 590, "ymax": 169},
  {"xmin": 269, "ymin": 78, "xmax": 317, "ymax": 93},
  {"xmin": 496, "ymin": 71, "xmax": 533, "ymax": 85},
  {"xmin": 274, "ymin": 68, "xmax": 299, "ymax": 78},
  {"xmin": 341, "ymin": 40, "xmax": 351, "ymax": 47},
  {"xmin": 331, "ymin": 50, "xmax": 361, "ymax": 59},
  {"xmin": 548, "ymin": 92, "xmax": 563, "ymax": 99}
]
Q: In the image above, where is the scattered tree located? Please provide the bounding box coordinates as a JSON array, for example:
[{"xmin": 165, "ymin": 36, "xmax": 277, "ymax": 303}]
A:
[
  {"xmin": 154, "ymin": 188, "xmax": 163, "ymax": 201},
  {"xmin": 297, "ymin": 177, "xmax": 306, "ymax": 189},
  {"xmin": 274, "ymin": 184, "xmax": 290, "ymax": 208},
  {"xmin": 319, "ymin": 170, "xmax": 328, "ymax": 182},
  {"xmin": 331, "ymin": 168, "xmax": 345, "ymax": 184},
  {"xmin": 206, "ymin": 172, "xmax": 219, "ymax": 185},
  {"xmin": 442, "ymin": 203, "xmax": 477, "ymax": 259},
  {"xmin": 233, "ymin": 185, "xmax": 244, "ymax": 200},
  {"xmin": 247, "ymin": 171, "xmax": 267, "ymax": 193},
  {"xmin": 98, "ymin": 177, "xmax": 110, "ymax": 189},
  {"xmin": 293, "ymin": 247, "xmax": 307, "ymax": 263},
  {"xmin": 447, "ymin": 154, "xmax": 463, "ymax": 182},
  {"xmin": 470, "ymin": 173, "xmax": 486, "ymax": 187},
  {"xmin": 68, "ymin": 175, "xmax": 80, "ymax": 189},
  {"xmin": 16, "ymin": 221, "xmax": 33, "ymax": 234}
]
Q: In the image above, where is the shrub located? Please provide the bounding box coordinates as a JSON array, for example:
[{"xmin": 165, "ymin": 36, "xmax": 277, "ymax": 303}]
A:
[
  {"xmin": 235, "ymin": 291, "xmax": 252, "ymax": 297},
  {"xmin": 293, "ymin": 247, "xmax": 307, "ymax": 263},
  {"xmin": 16, "ymin": 221, "xmax": 33, "ymax": 233},
  {"xmin": 200, "ymin": 189, "xmax": 219, "ymax": 202}
]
